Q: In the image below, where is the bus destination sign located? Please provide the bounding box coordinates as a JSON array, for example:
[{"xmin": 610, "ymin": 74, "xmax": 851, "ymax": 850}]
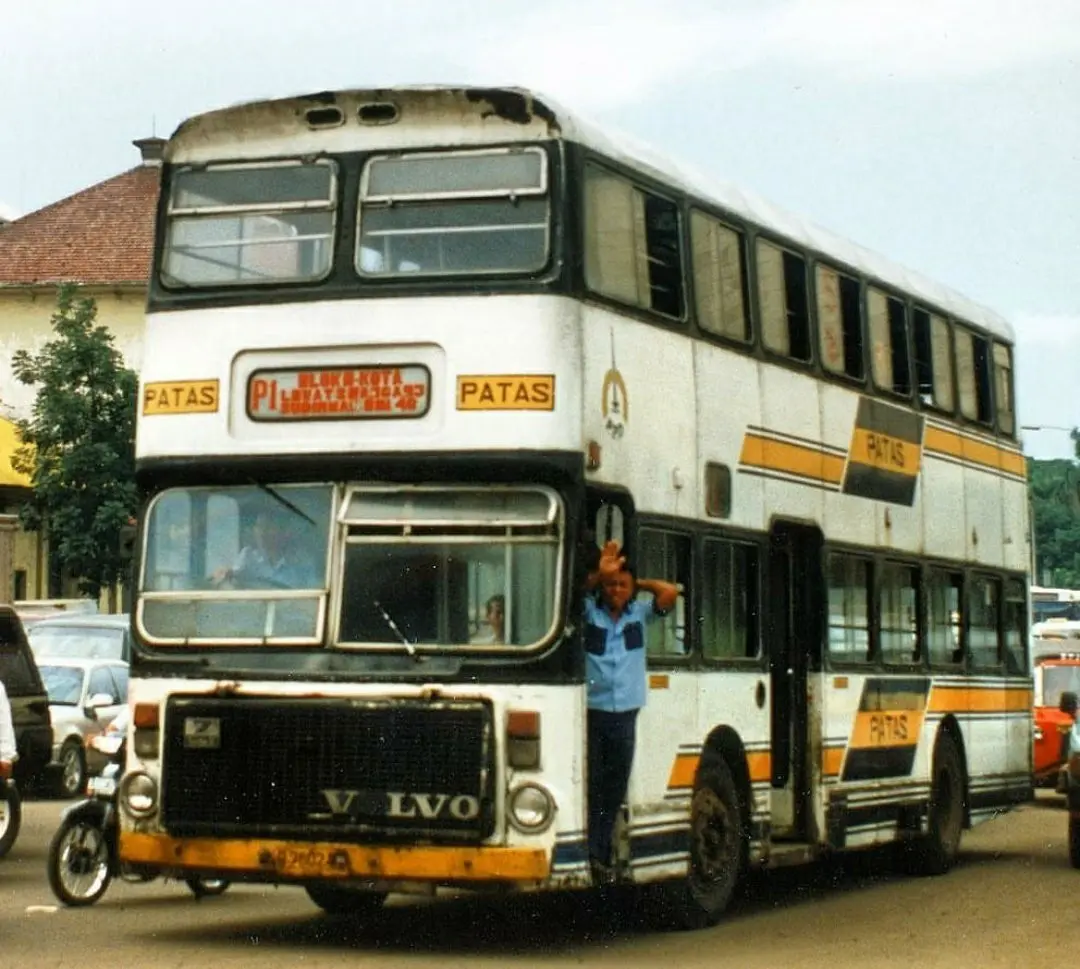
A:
[{"xmin": 247, "ymin": 364, "xmax": 431, "ymax": 421}]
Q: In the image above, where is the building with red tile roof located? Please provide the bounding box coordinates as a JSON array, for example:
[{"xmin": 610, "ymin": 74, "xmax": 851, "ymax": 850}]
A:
[{"xmin": 0, "ymin": 138, "xmax": 162, "ymax": 599}]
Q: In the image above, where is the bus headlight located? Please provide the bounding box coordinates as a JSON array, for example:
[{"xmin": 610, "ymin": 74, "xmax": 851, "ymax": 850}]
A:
[
  {"xmin": 508, "ymin": 783, "xmax": 555, "ymax": 833},
  {"xmin": 120, "ymin": 771, "xmax": 159, "ymax": 819}
]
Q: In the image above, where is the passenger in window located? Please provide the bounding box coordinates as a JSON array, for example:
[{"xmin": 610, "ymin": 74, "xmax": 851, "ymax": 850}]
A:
[
  {"xmin": 211, "ymin": 510, "xmax": 319, "ymax": 590},
  {"xmin": 470, "ymin": 595, "xmax": 506, "ymax": 645},
  {"xmin": 583, "ymin": 540, "xmax": 679, "ymax": 884},
  {"xmin": 0, "ymin": 680, "xmax": 16, "ymax": 780}
]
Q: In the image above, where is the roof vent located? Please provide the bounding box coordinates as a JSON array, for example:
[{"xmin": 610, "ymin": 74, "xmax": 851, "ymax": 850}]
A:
[
  {"xmin": 304, "ymin": 106, "xmax": 344, "ymax": 129},
  {"xmin": 358, "ymin": 102, "xmax": 399, "ymax": 125}
]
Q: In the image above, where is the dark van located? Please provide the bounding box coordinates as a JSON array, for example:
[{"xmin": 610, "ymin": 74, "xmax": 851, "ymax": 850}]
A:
[{"xmin": 0, "ymin": 605, "xmax": 52, "ymax": 789}]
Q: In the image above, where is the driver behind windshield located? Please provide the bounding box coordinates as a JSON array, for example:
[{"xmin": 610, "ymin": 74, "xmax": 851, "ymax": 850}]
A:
[{"xmin": 212, "ymin": 510, "xmax": 318, "ymax": 589}]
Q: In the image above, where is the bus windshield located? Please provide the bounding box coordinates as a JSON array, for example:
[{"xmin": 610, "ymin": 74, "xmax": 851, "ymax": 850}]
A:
[
  {"xmin": 137, "ymin": 483, "xmax": 562, "ymax": 651},
  {"xmin": 1041, "ymin": 665, "xmax": 1080, "ymax": 709}
]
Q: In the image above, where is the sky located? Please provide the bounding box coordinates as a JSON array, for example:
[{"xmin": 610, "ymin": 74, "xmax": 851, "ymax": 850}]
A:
[{"xmin": 1, "ymin": 0, "xmax": 1078, "ymax": 457}]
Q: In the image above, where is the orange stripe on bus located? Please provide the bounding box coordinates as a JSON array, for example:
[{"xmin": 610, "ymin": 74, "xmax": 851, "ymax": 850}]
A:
[
  {"xmin": 120, "ymin": 833, "xmax": 550, "ymax": 881},
  {"xmin": 928, "ymin": 686, "xmax": 1032, "ymax": 713},
  {"xmin": 739, "ymin": 434, "xmax": 845, "ymax": 485},
  {"xmin": 821, "ymin": 746, "xmax": 844, "ymax": 778}
]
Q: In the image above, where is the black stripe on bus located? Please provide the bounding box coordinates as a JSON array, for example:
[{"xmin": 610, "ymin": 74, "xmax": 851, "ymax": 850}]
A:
[
  {"xmin": 841, "ymin": 463, "xmax": 919, "ymax": 506},
  {"xmin": 842, "ymin": 744, "xmax": 918, "ymax": 782}
]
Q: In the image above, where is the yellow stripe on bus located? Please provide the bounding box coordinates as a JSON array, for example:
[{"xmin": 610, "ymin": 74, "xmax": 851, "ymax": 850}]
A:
[
  {"xmin": 666, "ymin": 750, "xmax": 771, "ymax": 791},
  {"xmin": 923, "ymin": 426, "xmax": 1026, "ymax": 478},
  {"xmin": 739, "ymin": 434, "xmax": 845, "ymax": 485},
  {"xmin": 928, "ymin": 686, "xmax": 1032, "ymax": 713},
  {"xmin": 120, "ymin": 832, "xmax": 550, "ymax": 882}
]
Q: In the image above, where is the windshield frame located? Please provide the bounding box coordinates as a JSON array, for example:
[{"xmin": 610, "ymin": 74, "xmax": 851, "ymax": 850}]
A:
[
  {"xmin": 160, "ymin": 158, "xmax": 339, "ymax": 290},
  {"xmin": 134, "ymin": 482, "xmax": 566, "ymax": 657},
  {"xmin": 331, "ymin": 483, "xmax": 565, "ymax": 656},
  {"xmin": 355, "ymin": 146, "xmax": 552, "ymax": 280}
]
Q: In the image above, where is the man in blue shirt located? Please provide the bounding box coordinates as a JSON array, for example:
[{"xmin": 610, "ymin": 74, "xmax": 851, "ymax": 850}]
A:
[
  {"xmin": 583, "ymin": 540, "xmax": 679, "ymax": 883},
  {"xmin": 212, "ymin": 510, "xmax": 320, "ymax": 590}
]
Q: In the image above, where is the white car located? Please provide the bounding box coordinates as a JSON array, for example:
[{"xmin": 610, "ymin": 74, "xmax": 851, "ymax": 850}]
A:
[{"xmin": 37, "ymin": 658, "xmax": 128, "ymax": 797}]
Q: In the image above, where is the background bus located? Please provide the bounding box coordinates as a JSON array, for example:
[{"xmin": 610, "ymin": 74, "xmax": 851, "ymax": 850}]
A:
[
  {"xmin": 1031, "ymin": 619, "xmax": 1080, "ymax": 789},
  {"xmin": 1031, "ymin": 586, "xmax": 1080, "ymax": 624},
  {"xmin": 118, "ymin": 85, "xmax": 1032, "ymax": 930}
]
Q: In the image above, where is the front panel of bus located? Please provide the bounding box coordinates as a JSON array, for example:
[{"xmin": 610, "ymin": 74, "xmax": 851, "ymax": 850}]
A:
[{"xmin": 123, "ymin": 93, "xmax": 598, "ymax": 887}]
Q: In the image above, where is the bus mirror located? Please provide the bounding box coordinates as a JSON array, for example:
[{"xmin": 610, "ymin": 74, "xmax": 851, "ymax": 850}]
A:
[{"xmin": 1060, "ymin": 691, "xmax": 1079, "ymax": 718}]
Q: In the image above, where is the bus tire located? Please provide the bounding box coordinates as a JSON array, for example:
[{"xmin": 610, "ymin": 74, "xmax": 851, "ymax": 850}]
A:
[
  {"xmin": 908, "ymin": 731, "xmax": 964, "ymax": 876},
  {"xmin": 305, "ymin": 883, "xmax": 388, "ymax": 919},
  {"xmin": 662, "ymin": 755, "xmax": 744, "ymax": 930},
  {"xmin": 1069, "ymin": 815, "xmax": 1080, "ymax": 869}
]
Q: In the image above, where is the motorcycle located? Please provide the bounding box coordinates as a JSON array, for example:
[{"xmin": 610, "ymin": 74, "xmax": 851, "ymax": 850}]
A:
[
  {"xmin": 0, "ymin": 774, "xmax": 21, "ymax": 858},
  {"xmin": 47, "ymin": 714, "xmax": 230, "ymax": 906}
]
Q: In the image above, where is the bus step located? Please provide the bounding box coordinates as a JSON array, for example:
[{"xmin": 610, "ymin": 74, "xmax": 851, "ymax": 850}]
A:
[{"xmin": 766, "ymin": 841, "xmax": 820, "ymax": 869}]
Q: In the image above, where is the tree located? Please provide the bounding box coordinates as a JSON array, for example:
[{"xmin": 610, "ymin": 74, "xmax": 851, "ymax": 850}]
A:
[{"xmin": 10, "ymin": 284, "xmax": 138, "ymax": 603}]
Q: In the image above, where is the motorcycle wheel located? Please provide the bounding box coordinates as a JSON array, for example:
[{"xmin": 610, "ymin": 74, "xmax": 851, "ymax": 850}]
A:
[
  {"xmin": 47, "ymin": 817, "xmax": 113, "ymax": 906},
  {"xmin": 185, "ymin": 877, "xmax": 230, "ymax": 898},
  {"xmin": 0, "ymin": 783, "xmax": 21, "ymax": 859}
]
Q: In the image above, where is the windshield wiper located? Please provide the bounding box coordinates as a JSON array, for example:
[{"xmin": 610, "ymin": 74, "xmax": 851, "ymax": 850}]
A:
[
  {"xmin": 250, "ymin": 480, "xmax": 316, "ymax": 526},
  {"xmin": 373, "ymin": 600, "xmax": 421, "ymax": 661}
]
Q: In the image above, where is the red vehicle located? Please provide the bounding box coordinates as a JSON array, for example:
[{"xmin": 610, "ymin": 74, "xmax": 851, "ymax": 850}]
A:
[{"xmin": 1032, "ymin": 621, "xmax": 1080, "ymax": 790}]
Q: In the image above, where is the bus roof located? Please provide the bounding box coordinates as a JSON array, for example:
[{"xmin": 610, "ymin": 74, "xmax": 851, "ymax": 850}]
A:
[{"xmin": 167, "ymin": 85, "xmax": 1014, "ymax": 344}]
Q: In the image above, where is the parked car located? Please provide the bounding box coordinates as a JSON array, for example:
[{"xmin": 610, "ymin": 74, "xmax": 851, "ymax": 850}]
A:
[
  {"xmin": 0, "ymin": 605, "xmax": 52, "ymax": 791},
  {"xmin": 28, "ymin": 614, "xmax": 131, "ymax": 664},
  {"xmin": 38, "ymin": 658, "xmax": 128, "ymax": 797}
]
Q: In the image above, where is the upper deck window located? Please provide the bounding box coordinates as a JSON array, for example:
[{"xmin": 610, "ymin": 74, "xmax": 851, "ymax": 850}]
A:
[
  {"xmin": 161, "ymin": 161, "xmax": 337, "ymax": 287},
  {"xmin": 356, "ymin": 148, "xmax": 549, "ymax": 277}
]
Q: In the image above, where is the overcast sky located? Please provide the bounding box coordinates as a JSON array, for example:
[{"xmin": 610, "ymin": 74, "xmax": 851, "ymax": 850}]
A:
[{"xmin": 2, "ymin": 0, "xmax": 1077, "ymax": 457}]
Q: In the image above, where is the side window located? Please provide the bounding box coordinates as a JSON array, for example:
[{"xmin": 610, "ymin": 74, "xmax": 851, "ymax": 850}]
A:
[
  {"xmin": 690, "ymin": 210, "xmax": 750, "ymax": 342},
  {"xmin": 868, "ymin": 287, "xmax": 911, "ymax": 396},
  {"xmin": 0, "ymin": 646, "xmax": 37, "ymax": 696},
  {"xmin": 111, "ymin": 666, "xmax": 129, "ymax": 702},
  {"xmin": 993, "ymin": 342, "xmax": 1015, "ymax": 435},
  {"xmin": 701, "ymin": 538, "xmax": 758, "ymax": 661},
  {"xmin": 827, "ymin": 554, "xmax": 872, "ymax": 664},
  {"xmin": 88, "ymin": 667, "xmax": 116, "ymax": 701},
  {"xmin": 927, "ymin": 569, "xmax": 963, "ymax": 668},
  {"xmin": 968, "ymin": 575, "xmax": 1001, "ymax": 669},
  {"xmin": 1003, "ymin": 578, "xmax": 1027, "ymax": 674},
  {"xmin": 880, "ymin": 562, "xmax": 920, "ymax": 665},
  {"xmin": 816, "ymin": 264, "xmax": 863, "ymax": 379},
  {"xmin": 584, "ymin": 165, "xmax": 684, "ymax": 319},
  {"xmin": 955, "ymin": 327, "xmax": 994, "ymax": 424},
  {"xmin": 913, "ymin": 308, "xmax": 955, "ymax": 411},
  {"xmin": 757, "ymin": 239, "xmax": 811, "ymax": 362},
  {"xmin": 637, "ymin": 529, "xmax": 690, "ymax": 658}
]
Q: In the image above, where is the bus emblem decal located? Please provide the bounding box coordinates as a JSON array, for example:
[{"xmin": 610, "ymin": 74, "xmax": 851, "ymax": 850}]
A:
[
  {"xmin": 601, "ymin": 329, "xmax": 628, "ymax": 438},
  {"xmin": 842, "ymin": 396, "xmax": 924, "ymax": 506}
]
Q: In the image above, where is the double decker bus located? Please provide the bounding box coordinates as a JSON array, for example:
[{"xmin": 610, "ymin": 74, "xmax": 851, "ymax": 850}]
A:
[{"xmin": 120, "ymin": 85, "xmax": 1032, "ymax": 928}]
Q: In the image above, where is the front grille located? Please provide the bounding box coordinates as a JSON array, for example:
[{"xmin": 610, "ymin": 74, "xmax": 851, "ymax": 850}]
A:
[{"xmin": 161, "ymin": 695, "xmax": 495, "ymax": 841}]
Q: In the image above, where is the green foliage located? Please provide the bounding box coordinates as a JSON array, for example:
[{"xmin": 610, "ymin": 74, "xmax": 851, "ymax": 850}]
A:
[
  {"xmin": 11, "ymin": 284, "xmax": 138, "ymax": 599},
  {"xmin": 1029, "ymin": 441, "xmax": 1080, "ymax": 587}
]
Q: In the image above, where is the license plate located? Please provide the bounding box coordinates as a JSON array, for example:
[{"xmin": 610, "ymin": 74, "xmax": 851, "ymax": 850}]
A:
[
  {"xmin": 88, "ymin": 776, "xmax": 117, "ymax": 796},
  {"xmin": 270, "ymin": 846, "xmax": 349, "ymax": 878}
]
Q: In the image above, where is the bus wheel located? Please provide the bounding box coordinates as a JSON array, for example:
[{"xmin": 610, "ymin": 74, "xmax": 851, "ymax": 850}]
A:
[
  {"xmin": 1069, "ymin": 815, "xmax": 1080, "ymax": 869},
  {"xmin": 663, "ymin": 756, "xmax": 744, "ymax": 930},
  {"xmin": 305, "ymin": 883, "xmax": 388, "ymax": 919},
  {"xmin": 908, "ymin": 732, "xmax": 964, "ymax": 876}
]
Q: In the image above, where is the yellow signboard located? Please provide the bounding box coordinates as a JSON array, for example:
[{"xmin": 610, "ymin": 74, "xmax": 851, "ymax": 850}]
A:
[
  {"xmin": 456, "ymin": 375, "xmax": 555, "ymax": 411},
  {"xmin": 142, "ymin": 379, "xmax": 220, "ymax": 416}
]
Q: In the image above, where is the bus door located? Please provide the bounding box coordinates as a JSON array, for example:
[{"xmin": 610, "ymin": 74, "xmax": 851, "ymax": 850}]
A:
[{"xmin": 766, "ymin": 521, "xmax": 824, "ymax": 841}]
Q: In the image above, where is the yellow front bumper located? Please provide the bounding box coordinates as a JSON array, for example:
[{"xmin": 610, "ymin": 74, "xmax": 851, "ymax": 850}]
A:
[{"xmin": 120, "ymin": 832, "xmax": 550, "ymax": 882}]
